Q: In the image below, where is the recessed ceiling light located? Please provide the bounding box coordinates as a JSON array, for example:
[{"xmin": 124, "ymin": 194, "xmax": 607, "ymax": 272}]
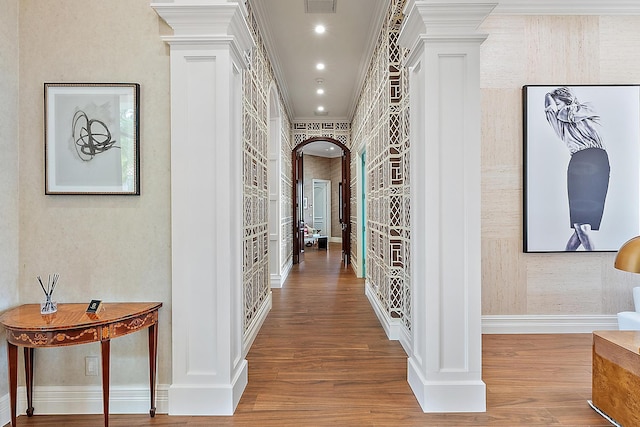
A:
[
  {"xmin": 317, "ymin": 106, "xmax": 325, "ymax": 112},
  {"xmin": 315, "ymin": 25, "xmax": 325, "ymax": 34},
  {"xmin": 316, "ymin": 88, "xmax": 325, "ymax": 95},
  {"xmin": 316, "ymin": 63, "xmax": 325, "ymax": 71}
]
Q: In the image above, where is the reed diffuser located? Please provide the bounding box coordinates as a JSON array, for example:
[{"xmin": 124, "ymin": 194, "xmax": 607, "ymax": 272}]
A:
[{"xmin": 38, "ymin": 274, "xmax": 59, "ymax": 314}]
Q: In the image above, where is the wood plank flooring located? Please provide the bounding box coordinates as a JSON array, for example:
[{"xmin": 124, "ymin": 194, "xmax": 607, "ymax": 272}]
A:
[{"xmin": 8, "ymin": 243, "xmax": 609, "ymax": 426}]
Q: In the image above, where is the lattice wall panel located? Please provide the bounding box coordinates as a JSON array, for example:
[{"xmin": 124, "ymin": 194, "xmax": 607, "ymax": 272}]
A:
[
  {"xmin": 243, "ymin": 2, "xmax": 291, "ymax": 335},
  {"xmin": 292, "ymin": 122, "xmax": 351, "ymax": 148},
  {"xmin": 351, "ymin": 0, "xmax": 411, "ymax": 332}
]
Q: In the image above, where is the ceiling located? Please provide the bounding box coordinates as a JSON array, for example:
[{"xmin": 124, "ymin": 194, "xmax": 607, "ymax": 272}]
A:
[
  {"xmin": 300, "ymin": 140, "xmax": 343, "ymax": 158},
  {"xmin": 251, "ymin": 0, "xmax": 389, "ymax": 122}
]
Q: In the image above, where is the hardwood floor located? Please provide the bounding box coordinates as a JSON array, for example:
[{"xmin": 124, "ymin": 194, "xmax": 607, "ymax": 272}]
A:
[{"xmin": 9, "ymin": 243, "xmax": 609, "ymax": 426}]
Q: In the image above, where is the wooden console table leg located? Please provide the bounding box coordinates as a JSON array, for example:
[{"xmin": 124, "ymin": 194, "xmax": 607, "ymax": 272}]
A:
[
  {"xmin": 8, "ymin": 342, "xmax": 17, "ymax": 427},
  {"xmin": 101, "ymin": 339, "xmax": 111, "ymax": 427},
  {"xmin": 148, "ymin": 323, "xmax": 158, "ymax": 417},
  {"xmin": 24, "ymin": 347, "xmax": 35, "ymax": 416}
]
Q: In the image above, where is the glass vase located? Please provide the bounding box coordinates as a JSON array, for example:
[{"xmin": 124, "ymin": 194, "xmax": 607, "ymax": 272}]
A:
[{"xmin": 41, "ymin": 295, "xmax": 57, "ymax": 314}]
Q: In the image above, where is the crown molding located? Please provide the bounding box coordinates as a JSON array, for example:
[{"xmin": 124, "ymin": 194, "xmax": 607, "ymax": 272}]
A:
[
  {"xmin": 492, "ymin": 0, "xmax": 640, "ymax": 15},
  {"xmin": 250, "ymin": 0, "xmax": 295, "ymax": 122},
  {"xmin": 151, "ymin": 2, "xmax": 255, "ymax": 67},
  {"xmin": 399, "ymin": 2, "xmax": 496, "ymax": 51},
  {"xmin": 346, "ymin": 0, "xmax": 389, "ymax": 121}
]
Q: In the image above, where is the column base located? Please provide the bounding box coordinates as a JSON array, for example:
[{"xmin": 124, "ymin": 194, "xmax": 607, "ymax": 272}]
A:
[
  {"xmin": 168, "ymin": 359, "xmax": 248, "ymax": 415},
  {"xmin": 408, "ymin": 357, "xmax": 486, "ymax": 413}
]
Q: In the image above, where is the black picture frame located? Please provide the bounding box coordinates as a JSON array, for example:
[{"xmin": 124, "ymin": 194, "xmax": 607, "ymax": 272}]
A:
[
  {"xmin": 523, "ymin": 84, "xmax": 640, "ymax": 252},
  {"xmin": 44, "ymin": 83, "xmax": 140, "ymax": 195}
]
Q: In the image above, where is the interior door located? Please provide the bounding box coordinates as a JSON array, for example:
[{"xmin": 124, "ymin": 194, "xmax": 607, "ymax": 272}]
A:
[{"xmin": 313, "ymin": 180, "xmax": 329, "ymax": 236}]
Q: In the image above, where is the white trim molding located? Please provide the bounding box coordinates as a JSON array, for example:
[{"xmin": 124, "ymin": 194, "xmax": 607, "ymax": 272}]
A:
[
  {"xmin": 271, "ymin": 259, "xmax": 292, "ymax": 288},
  {"xmin": 243, "ymin": 293, "xmax": 272, "ymax": 355},
  {"xmin": 492, "ymin": 0, "xmax": 640, "ymax": 15},
  {"xmin": 0, "ymin": 392, "xmax": 9, "ymax": 427},
  {"xmin": 4, "ymin": 384, "xmax": 169, "ymax": 418},
  {"xmin": 365, "ymin": 281, "xmax": 402, "ymax": 341},
  {"xmin": 482, "ymin": 315, "xmax": 619, "ymax": 334}
]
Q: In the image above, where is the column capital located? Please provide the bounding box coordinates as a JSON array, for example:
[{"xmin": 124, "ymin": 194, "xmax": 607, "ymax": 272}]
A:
[
  {"xmin": 151, "ymin": 1, "xmax": 255, "ymax": 67},
  {"xmin": 399, "ymin": 1, "xmax": 496, "ymax": 50}
]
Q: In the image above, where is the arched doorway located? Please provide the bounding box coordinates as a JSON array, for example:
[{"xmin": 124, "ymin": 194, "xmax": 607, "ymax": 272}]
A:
[{"xmin": 292, "ymin": 137, "xmax": 351, "ymax": 265}]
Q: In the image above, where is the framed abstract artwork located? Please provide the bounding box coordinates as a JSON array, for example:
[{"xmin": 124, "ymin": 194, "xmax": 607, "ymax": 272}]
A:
[
  {"xmin": 523, "ymin": 85, "xmax": 640, "ymax": 252},
  {"xmin": 44, "ymin": 83, "xmax": 140, "ymax": 195}
]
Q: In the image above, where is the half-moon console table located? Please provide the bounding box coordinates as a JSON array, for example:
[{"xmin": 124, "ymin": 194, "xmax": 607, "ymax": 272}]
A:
[{"xmin": 0, "ymin": 302, "xmax": 163, "ymax": 427}]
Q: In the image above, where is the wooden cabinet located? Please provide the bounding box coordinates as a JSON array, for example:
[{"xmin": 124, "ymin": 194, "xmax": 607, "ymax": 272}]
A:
[{"xmin": 592, "ymin": 330, "xmax": 640, "ymax": 427}]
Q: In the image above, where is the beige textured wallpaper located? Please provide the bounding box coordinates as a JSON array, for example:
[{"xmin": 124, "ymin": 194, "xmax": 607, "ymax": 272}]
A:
[
  {"xmin": 0, "ymin": 0, "xmax": 20, "ymax": 399},
  {"xmin": 17, "ymin": 0, "xmax": 172, "ymax": 386},
  {"xmin": 480, "ymin": 14, "xmax": 640, "ymax": 315}
]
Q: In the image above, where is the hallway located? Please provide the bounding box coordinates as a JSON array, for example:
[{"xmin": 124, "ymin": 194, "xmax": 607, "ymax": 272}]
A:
[
  {"xmin": 14, "ymin": 243, "xmax": 608, "ymax": 426},
  {"xmin": 237, "ymin": 242, "xmax": 414, "ymax": 422}
]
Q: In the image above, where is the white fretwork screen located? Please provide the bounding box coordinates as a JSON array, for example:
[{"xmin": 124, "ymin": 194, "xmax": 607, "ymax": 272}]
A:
[
  {"xmin": 243, "ymin": 2, "xmax": 292, "ymax": 335},
  {"xmin": 351, "ymin": 0, "xmax": 411, "ymax": 332},
  {"xmin": 292, "ymin": 122, "xmax": 351, "ymax": 148}
]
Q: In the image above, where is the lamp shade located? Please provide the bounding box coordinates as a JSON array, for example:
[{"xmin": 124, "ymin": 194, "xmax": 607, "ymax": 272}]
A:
[{"xmin": 614, "ymin": 236, "xmax": 640, "ymax": 273}]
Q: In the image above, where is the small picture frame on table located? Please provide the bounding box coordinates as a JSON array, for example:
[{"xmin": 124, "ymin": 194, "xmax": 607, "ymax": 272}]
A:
[
  {"xmin": 44, "ymin": 83, "xmax": 140, "ymax": 195},
  {"xmin": 86, "ymin": 299, "xmax": 103, "ymax": 314}
]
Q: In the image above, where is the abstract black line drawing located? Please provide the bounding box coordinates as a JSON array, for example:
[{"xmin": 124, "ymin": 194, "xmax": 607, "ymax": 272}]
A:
[{"xmin": 72, "ymin": 109, "xmax": 120, "ymax": 161}]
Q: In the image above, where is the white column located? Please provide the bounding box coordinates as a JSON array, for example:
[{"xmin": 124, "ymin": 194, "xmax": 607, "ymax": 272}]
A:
[
  {"xmin": 268, "ymin": 85, "xmax": 284, "ymax": 287},
  {"xmin": 399, "ymin": 0, "xmax": 495, "ymax": 412},
  {"xmin": 152, "ymin": 1, "xmax": 254, "ymax": 415}
]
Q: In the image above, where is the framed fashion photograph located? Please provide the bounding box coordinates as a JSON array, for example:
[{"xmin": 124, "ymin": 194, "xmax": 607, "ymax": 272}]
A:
[
  {"xmin": 523, "ymin": 85, "xmax": 640, "ymax": 253},
  {"xmin": 44, "ymin": 83, "xmax": 140, "ymax": 195}
]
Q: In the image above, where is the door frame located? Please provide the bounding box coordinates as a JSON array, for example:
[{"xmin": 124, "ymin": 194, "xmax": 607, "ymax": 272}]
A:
[{"xmin": 292, "ymin": 137, "xmax": 351, "ymax": 265}]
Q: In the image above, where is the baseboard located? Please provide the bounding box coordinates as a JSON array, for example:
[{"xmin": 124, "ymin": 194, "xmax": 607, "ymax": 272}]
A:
[
  {"xmin": 243, "ymin": 291, "xmax": 272, "ymax": 356},
  {"xmin": 0, "ymin": 392, "xmax": 9, "ymax": 426},
  {"xmin": 408, "ymin": 358, "xmax": 486, "ymax": 413},
  {"xmin": 2, "ymin": 383, "xmax": 169, "ymax": 417},
  {"xmin": 481, "ymin": 314, "xmax": 618, "ymax": 334},
  {"xmin": 329, "ymin": 237, "xmax": 342, "ymax": 243},
  {"xmin": 365, "ymin": 280, "xmax": 403, "ymax": 341},
  {"xmin": 270, "ymin": 260, "xmax": 292, "ymax": 288},
  {"xmin": 168, "ymin": 359, "xmax": 248, "ymax": 415}
]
